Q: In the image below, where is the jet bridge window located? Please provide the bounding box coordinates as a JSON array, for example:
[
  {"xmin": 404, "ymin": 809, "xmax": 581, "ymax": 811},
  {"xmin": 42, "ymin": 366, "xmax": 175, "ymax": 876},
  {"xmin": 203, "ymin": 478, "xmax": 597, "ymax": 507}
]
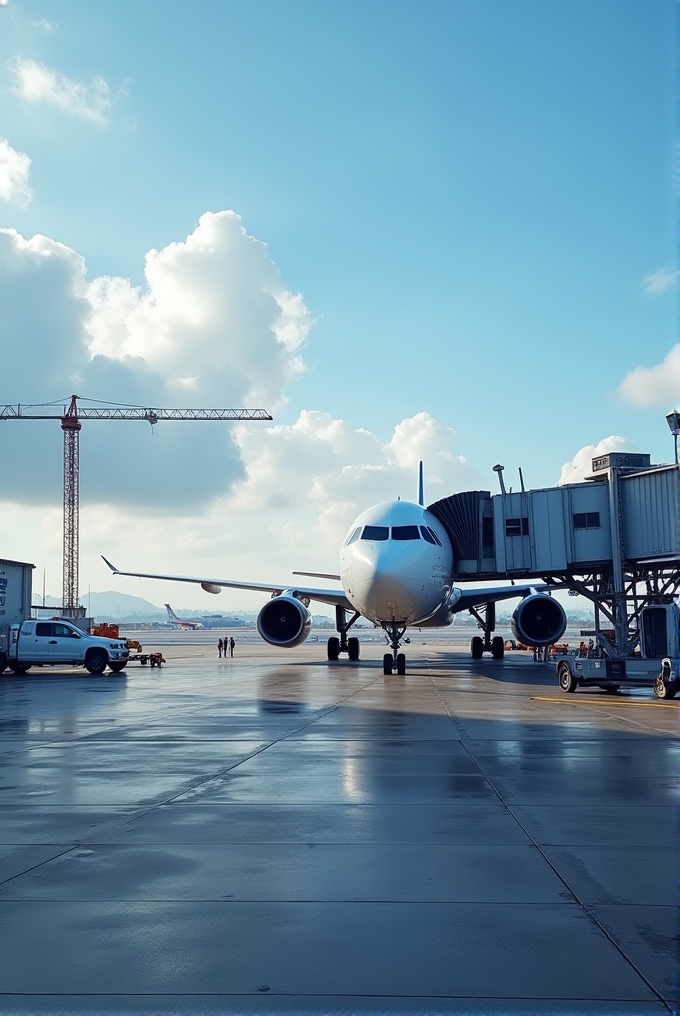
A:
[
  {"xmin": 391, "ymin": 525, "xmax": 420, "ymax": 541},
  {"xmin": 573, "ymin": 512, "xmax": 600, "ymax": 530},
  {"xmin": 361, "ymin": 525, "xmax": 389, "ymax": 541},
  {"xmin": 505, "ymin": 516, "xmax": 529, "ymax": 537}
]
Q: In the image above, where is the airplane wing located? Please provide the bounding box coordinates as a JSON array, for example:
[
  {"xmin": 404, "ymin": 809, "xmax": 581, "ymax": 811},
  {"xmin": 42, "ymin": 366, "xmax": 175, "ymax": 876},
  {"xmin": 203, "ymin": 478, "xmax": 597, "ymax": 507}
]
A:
[
  {"xmin": 101, "ymin": 556, "xmax": 353, "ymax": 611},
  {"xmin": 452, "ymin": 584, "xmax": 547, "ymax": 613}
]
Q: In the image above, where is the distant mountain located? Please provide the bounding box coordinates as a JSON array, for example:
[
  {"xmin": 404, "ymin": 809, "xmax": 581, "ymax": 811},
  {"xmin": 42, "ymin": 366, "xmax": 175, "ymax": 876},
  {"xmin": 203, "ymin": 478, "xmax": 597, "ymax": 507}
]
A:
[{"xmin": 39, "ymin": 591, "xmax": 164, "ymax": 620}]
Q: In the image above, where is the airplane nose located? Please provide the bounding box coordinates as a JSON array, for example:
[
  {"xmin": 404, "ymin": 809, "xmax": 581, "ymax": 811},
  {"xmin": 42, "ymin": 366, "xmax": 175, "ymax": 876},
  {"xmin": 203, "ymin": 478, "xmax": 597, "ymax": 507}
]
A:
[{"xmin": 351, "ymin": 543, "xmax": 433, "ymax": 623}]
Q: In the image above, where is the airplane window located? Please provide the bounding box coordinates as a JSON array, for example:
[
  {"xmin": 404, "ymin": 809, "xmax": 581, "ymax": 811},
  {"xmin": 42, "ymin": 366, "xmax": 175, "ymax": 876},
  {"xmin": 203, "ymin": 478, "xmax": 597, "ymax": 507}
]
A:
[
  {"xmin": 362, "ymin": 525, "xmax": 389, "ymax": 541},
  {"xmin": 420, "ymin": 526, "xmax": 436, "ymax": 545},
  {"xmin": 345, "ymin": 527, "xmax": 362, "ymax": 546},
  {"xmin": 392, "ymin": 525, "xmax": 420, "ymax": 541},
  {"xmin": 427, "ymin": 527, "xmax": 442, "ymax": 546}
]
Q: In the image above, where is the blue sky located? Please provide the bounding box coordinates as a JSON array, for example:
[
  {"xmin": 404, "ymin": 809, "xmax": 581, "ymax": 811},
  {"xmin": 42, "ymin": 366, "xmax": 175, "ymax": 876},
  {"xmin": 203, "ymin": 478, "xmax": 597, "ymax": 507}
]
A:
[{"xmin": 0, "ymin": 0, "xmax": 676, "ymax": 605}]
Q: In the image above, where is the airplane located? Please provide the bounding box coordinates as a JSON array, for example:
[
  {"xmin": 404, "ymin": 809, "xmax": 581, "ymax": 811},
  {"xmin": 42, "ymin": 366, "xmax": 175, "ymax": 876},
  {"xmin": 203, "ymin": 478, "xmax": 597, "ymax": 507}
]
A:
[
  {"xmin": 103, "ymin": 465, "xmax": 566, "ymax": 675},
  {"xmin": 164, "ymin": 604, "xmax": 204, "ymax": 630}
]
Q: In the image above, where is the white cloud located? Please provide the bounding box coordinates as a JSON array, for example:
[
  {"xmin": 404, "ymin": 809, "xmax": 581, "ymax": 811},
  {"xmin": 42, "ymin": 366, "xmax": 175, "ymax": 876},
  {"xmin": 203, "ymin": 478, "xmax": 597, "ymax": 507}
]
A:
[
  {"xmin": 11, "ymin": 57, "xmax": 111, "ymax": 124},
  {"xmin": 31, "ymin": 18, "xmax": 57, "ymax": 31},
  {"xmin": 641, "ymin": 266, "xmax": 679, "ymax": 296},
  {"xmin": 0, "ymin": 135, "xmax": 31, "ymax": 205},
  {"xmin": 618, "ymin": 345, "xmax": 680, "ymax": 407},
  {"xmin": 0, "ymin": 213, "xmax": 311, "ymax": 508},
  {"xmin": 558, "ymin": 435, "xmax": 637, "ymax": 485}
]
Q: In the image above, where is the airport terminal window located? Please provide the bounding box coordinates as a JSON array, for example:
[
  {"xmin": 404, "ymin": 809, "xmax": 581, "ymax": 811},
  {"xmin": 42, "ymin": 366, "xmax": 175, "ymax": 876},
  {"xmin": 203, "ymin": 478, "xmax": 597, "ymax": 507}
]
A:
[
  {"xmin": 573, "ymin": 512, "xmax": 600, "ymax": 529},
  {"xmin": 505, "ymin": 516, "xmax": 529, "ymax": 537},
  {"xmin": 361, "ymin": 525, "xmax": 389, "ymax": 541},
  {"xmin": 345, "ymin": 527, "xmax": 362, "ymax": 546},
  {"xmin": 392, "ymin": 525, "xmax": 420, "ymax": 541}
]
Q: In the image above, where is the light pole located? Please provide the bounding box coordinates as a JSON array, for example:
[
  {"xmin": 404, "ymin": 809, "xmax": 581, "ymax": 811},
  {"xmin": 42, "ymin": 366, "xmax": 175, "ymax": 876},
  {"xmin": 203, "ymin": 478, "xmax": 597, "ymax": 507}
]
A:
[{"xmin": 666, "ymin": 410, "xmax": 680, "ymax": 465}]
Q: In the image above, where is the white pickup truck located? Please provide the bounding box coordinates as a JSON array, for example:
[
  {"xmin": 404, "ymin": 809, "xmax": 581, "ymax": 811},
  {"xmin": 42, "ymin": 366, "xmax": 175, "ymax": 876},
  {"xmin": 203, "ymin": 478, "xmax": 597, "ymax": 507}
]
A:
[{"xmin": 0, "ymin": 619, "xmax": 129, "ymax": 675}]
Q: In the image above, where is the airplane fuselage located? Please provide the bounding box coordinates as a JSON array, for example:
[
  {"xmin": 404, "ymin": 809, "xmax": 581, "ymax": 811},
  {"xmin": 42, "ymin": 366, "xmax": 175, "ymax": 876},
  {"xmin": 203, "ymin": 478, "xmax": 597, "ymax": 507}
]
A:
[{"xmin": 339, "ymin": 500, "xmax": 454, "ymax": 627}]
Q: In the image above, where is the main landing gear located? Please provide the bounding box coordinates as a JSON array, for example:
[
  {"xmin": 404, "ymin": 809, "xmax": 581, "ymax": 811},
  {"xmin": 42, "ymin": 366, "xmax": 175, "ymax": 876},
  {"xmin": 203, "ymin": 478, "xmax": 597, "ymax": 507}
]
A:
[
  {"xmin": 327, "ymin": 606, "xmax": 361, "ymax": 662},
  {"xmin": 382, "ymin": 622, "xmax": 409, "ymax": 675},
  {"xmin": 469, "ymin": 603, "xmax": 505, "ymax": 659}
]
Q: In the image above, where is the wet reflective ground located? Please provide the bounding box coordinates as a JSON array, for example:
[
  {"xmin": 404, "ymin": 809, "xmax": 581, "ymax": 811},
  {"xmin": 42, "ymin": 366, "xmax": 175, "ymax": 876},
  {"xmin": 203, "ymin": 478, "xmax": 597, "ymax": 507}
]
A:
[{"xmin": 0, "ymin": 639, "xmax": 677, "ymax": 1014}]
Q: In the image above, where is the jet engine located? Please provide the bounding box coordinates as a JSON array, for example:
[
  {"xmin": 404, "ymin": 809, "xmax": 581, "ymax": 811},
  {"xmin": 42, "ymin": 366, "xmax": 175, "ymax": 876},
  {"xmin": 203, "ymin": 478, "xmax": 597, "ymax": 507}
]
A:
[
  {"xmin": 257, "ymin": 595, "xmax": 312, "ymax": 648},
  {"xmin": 511, "ymin": 593, "xmax": 566, "ymax": 647}
]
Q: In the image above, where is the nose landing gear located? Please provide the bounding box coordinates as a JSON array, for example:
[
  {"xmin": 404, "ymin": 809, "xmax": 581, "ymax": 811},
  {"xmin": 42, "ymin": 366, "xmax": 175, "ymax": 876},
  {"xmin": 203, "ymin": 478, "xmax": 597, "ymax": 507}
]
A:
[{"xmin": 382, "ymin": 622, "xmax": 408, "ymax": 675}]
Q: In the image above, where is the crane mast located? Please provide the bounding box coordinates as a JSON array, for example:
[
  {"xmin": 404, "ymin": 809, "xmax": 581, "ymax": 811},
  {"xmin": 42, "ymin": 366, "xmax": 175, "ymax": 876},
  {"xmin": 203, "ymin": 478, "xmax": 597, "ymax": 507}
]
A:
[{"xmin": 1, "ymin": 395, "xmax": 272, "ymax": 616}]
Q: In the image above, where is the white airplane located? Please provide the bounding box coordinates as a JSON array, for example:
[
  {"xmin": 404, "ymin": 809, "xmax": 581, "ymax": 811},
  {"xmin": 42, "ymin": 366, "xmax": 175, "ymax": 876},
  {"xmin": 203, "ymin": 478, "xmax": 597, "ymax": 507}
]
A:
[
  {"xmin": 103, "ymin": 467, "xmax": 566, "ymax": 674},
  {"xmin": 164, "ymin": 604, "xmax": 204, "ymax": 630}
]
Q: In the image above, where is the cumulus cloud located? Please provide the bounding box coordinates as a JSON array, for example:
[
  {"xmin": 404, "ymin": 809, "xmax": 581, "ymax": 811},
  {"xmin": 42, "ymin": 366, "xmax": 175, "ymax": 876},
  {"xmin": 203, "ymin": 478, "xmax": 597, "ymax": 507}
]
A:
[
  {"xmin": 0, "ymin": 136, "xmax": 31, "ymax": 205},
  {"xmin": 11, "ymin": 57, "xmax": 111, "ymax": 124},
  {"xmin": 641, "ymin": 266, "xmax": 679, "ymax": 296},
  {"xmin": 0, "ymin": 213, "xmax": 312, "ymax": 507},
  {"xmin": 558, "ymin": 435, "xmax": 637, "ymax": 485},
  {"xmin": 618, "ymin": 345, "xmax": 680, "ymax": 407}
]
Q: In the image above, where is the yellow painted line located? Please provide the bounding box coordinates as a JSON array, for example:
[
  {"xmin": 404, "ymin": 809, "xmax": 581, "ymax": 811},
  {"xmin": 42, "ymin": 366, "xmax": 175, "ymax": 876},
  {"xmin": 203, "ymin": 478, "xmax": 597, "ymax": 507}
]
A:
[{"xmin": 530, "ymin": 696, "xmax": 679, "ymax": 710}]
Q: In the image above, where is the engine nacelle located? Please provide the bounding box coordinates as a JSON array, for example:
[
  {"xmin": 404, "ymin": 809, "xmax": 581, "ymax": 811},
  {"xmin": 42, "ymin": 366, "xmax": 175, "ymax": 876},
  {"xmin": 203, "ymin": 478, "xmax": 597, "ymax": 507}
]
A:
[
  {"xmin": 257, "ymin": 595, "xmax": 312, "ymax": 648},
  {"xmin": 511, "ymin": 594, "xmax": 567, "ymax": 647}
]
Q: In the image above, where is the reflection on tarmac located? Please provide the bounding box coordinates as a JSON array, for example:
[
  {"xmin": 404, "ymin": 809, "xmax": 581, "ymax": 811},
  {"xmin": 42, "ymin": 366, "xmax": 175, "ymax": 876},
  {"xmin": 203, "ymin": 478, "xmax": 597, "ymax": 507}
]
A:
[{"xmin": 0, "ymin": 642, "xmax": 676, "ymax": 1012}]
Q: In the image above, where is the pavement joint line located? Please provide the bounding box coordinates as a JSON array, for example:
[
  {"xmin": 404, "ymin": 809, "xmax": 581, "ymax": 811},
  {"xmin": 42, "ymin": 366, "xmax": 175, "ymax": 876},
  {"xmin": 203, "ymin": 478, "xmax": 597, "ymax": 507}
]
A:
[
  {"xmin": 427, "ymin": 679, "xmax": 676, "ymax": 1013},
  {"xmin": 7, "ymin": 671, "xmax": 387, "ymax": 852}
]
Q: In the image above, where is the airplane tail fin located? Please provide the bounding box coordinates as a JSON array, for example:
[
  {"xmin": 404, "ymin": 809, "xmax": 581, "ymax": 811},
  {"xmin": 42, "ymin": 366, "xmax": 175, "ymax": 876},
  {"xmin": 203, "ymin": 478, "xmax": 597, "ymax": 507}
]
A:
[
  {"xmin": 418, "ymin": 461, "xmax": 424, "ymax": 506},
  {"xmin": 164, "ymin": 603, "xmax": 179, "ymax": 622}
]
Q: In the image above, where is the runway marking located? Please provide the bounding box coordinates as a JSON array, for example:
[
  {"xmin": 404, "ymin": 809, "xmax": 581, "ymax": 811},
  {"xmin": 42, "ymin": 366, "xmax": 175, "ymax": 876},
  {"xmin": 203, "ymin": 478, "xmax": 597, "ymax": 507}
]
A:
[{"xmin": 530, "ymin": 695, "xmax": 679, "ymax": 710}]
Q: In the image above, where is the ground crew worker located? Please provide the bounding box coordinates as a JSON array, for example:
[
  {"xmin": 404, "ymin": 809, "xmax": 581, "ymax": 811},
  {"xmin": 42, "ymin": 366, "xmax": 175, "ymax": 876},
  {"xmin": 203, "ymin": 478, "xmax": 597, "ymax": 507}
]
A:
[
  {"xmin": 218, "ymin": 638, "xmax": 223, "ymax": 658},
  {"xmin": 229, "ymin": 636, "xmax": 235, "ymax": 657}
]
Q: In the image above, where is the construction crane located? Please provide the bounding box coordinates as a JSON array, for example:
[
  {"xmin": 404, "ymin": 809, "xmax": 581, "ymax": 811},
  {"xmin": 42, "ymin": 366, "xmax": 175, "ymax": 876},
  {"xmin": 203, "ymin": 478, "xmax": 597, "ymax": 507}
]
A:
[{"xmin": 0, "ymin": 395, "xmax": 272, "ymax": 615}]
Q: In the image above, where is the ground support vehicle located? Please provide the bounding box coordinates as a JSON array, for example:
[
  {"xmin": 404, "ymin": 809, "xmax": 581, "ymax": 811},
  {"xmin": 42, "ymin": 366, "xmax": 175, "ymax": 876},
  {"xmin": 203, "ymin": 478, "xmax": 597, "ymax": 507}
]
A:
[
  {"xmin": 0, "ymin": 619, "xmax": 129, "ymax": 675},
  {"xmin": 556, "ymin": 602, "xmax": 679, "ymax": 698},
  {"xmin": 556, "ymin": 654, "xmax": 677, "ymax": 697},
  {"xmin": 126, "ymin": 650, "xmax": 166, "ymax": 667}
]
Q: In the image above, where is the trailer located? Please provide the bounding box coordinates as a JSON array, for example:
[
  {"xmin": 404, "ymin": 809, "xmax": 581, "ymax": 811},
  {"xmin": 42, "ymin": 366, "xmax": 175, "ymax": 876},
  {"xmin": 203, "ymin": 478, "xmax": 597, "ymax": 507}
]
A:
[{"xmin": 556, "ymin": 603, "xmax": 679, "ymax": 699}]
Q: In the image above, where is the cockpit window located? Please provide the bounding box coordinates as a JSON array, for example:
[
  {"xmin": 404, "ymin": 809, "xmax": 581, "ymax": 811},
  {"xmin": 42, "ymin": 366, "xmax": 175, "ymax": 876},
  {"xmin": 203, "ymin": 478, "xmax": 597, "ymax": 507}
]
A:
[
  {"xmin": 391, "ymin": 525, "xmax": 420, "ymax": 541},
  {"xmin": 344, "ymin": 527, "xmax": 362, "ymax": 546},
  {"xmin": 420, "ymin": 526, "xmax": 437, "ymax": 545},
  {"xmin": 361, "ymin": 525, "xmax": 389, "ymax": 541},
  {"xmin": 427, "ymin": 526, "xmax": 442, "ymax": 546}
]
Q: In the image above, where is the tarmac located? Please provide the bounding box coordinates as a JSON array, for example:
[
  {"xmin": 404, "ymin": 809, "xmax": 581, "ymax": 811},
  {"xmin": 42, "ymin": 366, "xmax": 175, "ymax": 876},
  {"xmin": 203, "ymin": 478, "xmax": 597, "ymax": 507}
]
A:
[{"xmin": 0, "ymin": 632, "xmax": 677, "ymax": 1015}]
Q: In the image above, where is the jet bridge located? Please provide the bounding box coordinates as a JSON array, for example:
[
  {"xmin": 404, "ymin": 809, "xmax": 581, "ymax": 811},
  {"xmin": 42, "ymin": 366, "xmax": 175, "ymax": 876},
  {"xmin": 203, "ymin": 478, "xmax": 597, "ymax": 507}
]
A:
[{"xmin": 428, "ymin": 452, "xmax": 679, "ymax": 657}]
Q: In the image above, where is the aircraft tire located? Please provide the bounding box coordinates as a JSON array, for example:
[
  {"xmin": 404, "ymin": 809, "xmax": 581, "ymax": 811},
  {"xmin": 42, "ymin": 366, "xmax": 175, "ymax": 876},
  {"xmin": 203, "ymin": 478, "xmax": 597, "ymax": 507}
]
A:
[
  {"xmin": 491, "ymin": 636, "xmax": 504, "ymax": 659},
  {"xmin": 471, "ymin": 636, "xmax": 484, "ymax": 659},
  {"xmin": 327, "ymin": 637, "xmax": 340, "ymax": 661},
  {"xmin": 347, "ymin": 637, "xmax": 360, "ymax": 661},
  {"xmin": 558, "ymin": 662, "xmax": 577, "ymax": 693},
  {"xmin": 383, "ymin": 653, "xmax": 393, "ymax": 675},
  {"xmin": 396, "ymin": 653, "xmax": 406, "ymax": 675}
]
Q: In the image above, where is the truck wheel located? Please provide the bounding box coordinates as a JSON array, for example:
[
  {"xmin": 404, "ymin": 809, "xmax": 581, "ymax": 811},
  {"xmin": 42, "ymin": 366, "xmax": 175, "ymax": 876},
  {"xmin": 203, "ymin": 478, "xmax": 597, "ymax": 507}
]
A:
[
  {"xmin": 9, "ymin": 663, "xmax": 31, "ymax": 674},
  {"xmin": 558, "ymin": 662, "xmax": 577, "ymax": 693},
  {"xmin": 108, "ymin": 662, "xmax": 127, "ymax": 673},
  {"xmin": 85, "ymin": 650, "xmax": 108, "ymax": 675},
  {"xmin": 655, "ymin": 678, "xmax": 677, "ymax": 700}
]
